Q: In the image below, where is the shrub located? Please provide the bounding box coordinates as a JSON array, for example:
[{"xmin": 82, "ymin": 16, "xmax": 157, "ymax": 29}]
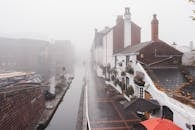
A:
[
  {"xmin": 111, "ymin": 75, "xmax": 115, "ymax": 81},
  {"xmin": 113, "ymin": 69, "xmax": 118, "ymax": 75},
  {"xmin": 121, "ymin": 71, "xmax": 126, "ymax": 76},
  {"xmin": 118, "ymin": 62, "xmax": 122, "ymax": 67},
  {"xmin": 118, "ymin": 81, "xmax": 122, "ymax": 87},
  {"xmin": 126, "ymin": 65, "xmax": 134, "ymax": 75},
  {"xmin": 114, "ymin": 78, "xmax": 119, "ymax": 86},
  {"xmin": 134, "ymin": 76, "xmax": 145, "ymax": 86},
  {"xmin": 125, "ymin": 85, "xmax": 134, "ymax": 96}
]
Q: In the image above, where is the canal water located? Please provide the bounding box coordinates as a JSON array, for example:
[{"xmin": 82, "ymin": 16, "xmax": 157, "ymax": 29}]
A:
[{"xmin": 46, "ymin": 64, "xmax": 85, "ymax": 130}]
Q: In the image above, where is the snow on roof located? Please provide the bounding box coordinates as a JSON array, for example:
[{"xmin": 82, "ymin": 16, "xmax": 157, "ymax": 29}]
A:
[{"xmin": 0, "ymin": 72, "xmax": 34, "ymax": 79}]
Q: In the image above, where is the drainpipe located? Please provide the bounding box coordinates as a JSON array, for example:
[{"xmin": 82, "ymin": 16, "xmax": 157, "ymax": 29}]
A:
[{"xmin": 106, "ymin": 34, "xmax": 108, "ymax": 79}]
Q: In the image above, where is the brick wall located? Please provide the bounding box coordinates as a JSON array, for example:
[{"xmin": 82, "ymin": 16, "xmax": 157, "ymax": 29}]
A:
[
  {"xmin": 131, "ymin": 22, "xmax": 141, "ymax": 46},
  {"xmin": 113, "ymin": 21, "xmax": 124, "ymax": 53},
  {"xmin": 137, "ymin": 41, "xmax": 183, "ymax": 67},
  {"xmin": 0, "ymin": 85, "xmax": 45, "ymax": 130}
]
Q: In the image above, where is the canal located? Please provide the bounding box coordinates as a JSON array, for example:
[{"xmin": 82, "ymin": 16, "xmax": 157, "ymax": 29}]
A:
[{"xmin": 46, "ymin": 64, "xmax": 85, "ymax": 130}]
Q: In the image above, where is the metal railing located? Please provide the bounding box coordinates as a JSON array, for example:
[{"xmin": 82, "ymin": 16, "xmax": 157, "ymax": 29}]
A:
[{"xmin": 85, "ymin": 84, "xmax": 91, "ymax": 130}]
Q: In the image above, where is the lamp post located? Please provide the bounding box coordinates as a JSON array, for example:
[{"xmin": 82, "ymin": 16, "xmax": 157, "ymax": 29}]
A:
[{"xmin": 105, "ymin": 33, "xmax": 108, "ymax": 79}]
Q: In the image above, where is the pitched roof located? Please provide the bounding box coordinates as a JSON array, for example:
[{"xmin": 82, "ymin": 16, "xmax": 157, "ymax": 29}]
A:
[
  {"xmin": 124, "ymin": 98, "xmax": 160, "ymax": 112},
  {"xmin": 114, "ymin": 41, "xmax": 152, "ymax": 56},
  {"xmin": 131, "ymin": 21, "xmax": 141, "ymax": 29},
  {"xmin": 114, "ymin": 40, "xmax": 183, "ymax": 56}
]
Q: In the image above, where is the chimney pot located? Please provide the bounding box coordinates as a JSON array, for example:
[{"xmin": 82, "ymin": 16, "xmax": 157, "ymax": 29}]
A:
[
  {"xmin": 125, "ymin": 7, "xmax": 130, "ymax": 15},
  {"xmin": 124, "ymin": 7, "xmax": 131, "ymax": 20},
  {"xmin": 153, "ymin": 14, "xmax": 157, "ymax": 19},
  {"xmin": 94, "ymin": 28, "xmax": 98, "ymax": 34}
]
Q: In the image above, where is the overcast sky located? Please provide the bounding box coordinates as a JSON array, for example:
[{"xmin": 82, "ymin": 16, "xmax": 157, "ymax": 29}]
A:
[{"xmin": 0, "ymin": 0, "xmax": 194, "ymax": 54}]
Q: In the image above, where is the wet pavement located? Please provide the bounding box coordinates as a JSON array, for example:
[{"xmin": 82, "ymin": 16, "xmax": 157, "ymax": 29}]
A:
[
  {"xmin": 45, "ymin": 62, "xmax": 140, "ymax": 130},
  {"xmin": 46, "ymin": 64, "xmax": 85, "ymax": 130},
  {"xmin": 85, "ymin": 66, "xmax": 140, "ymax": 130}
]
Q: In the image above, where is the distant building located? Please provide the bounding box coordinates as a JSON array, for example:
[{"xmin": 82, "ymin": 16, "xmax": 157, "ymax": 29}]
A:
[
  {"xmin": 48, "ymin": 40, "xmax": 75, "ymax": 75},
  {"xmin": 0, "ymin": 38, "xmax": 50, "ymax": 77},
  {"xmin": 0, "ymin": 37, "xmax": 75, "ymax": 80}
]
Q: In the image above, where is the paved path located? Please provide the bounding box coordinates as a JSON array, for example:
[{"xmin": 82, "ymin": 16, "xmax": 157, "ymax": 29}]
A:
[{"xmin": 84, "ymin": 67, "xmax": 140, "ymax": 130}]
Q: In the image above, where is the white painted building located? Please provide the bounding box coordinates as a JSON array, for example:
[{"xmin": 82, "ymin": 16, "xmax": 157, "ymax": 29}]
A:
[
  {"xmin": 110, "ymin": 14, "xmax": 195, "ymax": 130},
  {"xmin": 113, "ymin": 52, "xmax": 195, "ymax": 130},
  {"xmin": 91, "ymin": 7, "xmax": 141, "ymax": 78},
  {"xmin": 102, "ymin": 29, "xmax": 114, "ymax": 67}
]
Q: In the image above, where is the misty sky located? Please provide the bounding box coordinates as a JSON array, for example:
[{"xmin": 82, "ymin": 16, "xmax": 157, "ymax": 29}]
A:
[{"xmin": 0, "ymin": 0, "xmax": 194, "ymax": 54}]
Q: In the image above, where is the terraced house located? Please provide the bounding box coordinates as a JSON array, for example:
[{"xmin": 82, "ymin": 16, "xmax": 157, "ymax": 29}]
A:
[{"xmin": 92, "ymin": 8, "xmax": 195, "ymax": 130}]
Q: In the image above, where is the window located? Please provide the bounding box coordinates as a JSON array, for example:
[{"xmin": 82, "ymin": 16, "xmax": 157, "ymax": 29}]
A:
[
  {"xmin": 162, "ymin": 106, "xmax": 173, "ymax": 121},
  {"xmin": 115, "ymin": 56, "xmax": 117, "ymax": 68},
  {"xmin": 140, "ymin": 54, "xmax": 144, "ymax": 58},
  {"xmin": 126, "ymin": 56, "xmax": 129, "ymax": 66},
  {"xmin": 126, "ymin": 77, "xmax": 129, "ymax": 89},
  {"xmin": 140, "ymin": 87, "xmax": 144, "ymax": 98}
]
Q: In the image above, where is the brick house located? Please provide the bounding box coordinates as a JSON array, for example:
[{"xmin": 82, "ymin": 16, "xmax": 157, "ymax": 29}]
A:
[
  {"xmin": 112, "ymin": 15, "xmax": 195, "ymax": 130},
  {"xmin": 115, "ymin": 14, "xmax": 183, "ymax": 69},
  {"xmin": 91, "ymin": 7, "xmax": 141, "ymax": 78}
]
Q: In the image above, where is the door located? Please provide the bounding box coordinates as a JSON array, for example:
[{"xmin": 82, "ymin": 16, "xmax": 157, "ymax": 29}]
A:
[{"xmin": 162, "ymin": 106, "xmax": 173, "ymax": 121}]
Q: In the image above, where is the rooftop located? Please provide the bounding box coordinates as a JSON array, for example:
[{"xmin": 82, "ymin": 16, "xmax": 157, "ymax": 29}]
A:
[
  {"xmin": 147, "ymin": 66, "xmax": 195, "ymax": 107},
  {"xmin": 114, "ymin": 41, "xmax": 151, "ymax": 56},
  {"xmin": 151, "ymin": 68, "xmax": 184, "ymax": 90},
  {"xmin": 114, "ymin": 40, "xmax": 182, "ymax": 56},
  {"xmin": 0, "ymin": 72, "xmax": 34, "ymax": 79}
]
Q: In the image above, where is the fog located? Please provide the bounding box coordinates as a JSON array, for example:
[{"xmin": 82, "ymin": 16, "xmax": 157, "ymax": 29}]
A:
[{"xmin": 0, "ymin": 0, "xmax": 194, "ymax": 57}]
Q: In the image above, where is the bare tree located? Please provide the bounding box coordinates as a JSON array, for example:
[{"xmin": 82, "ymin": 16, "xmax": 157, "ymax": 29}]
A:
[{"xmin": 188, "ymin": 0, "xmax": 195, "ymax": 20}]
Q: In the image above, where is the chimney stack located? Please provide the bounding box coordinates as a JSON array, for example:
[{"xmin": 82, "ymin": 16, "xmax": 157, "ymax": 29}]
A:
[
  {"xmin": 95, "ymin": 28, "xmax": 98, "ymax": 33},
  {"xmin": 116, "ymin": 15, "xmax": 123, "ymax": 24},
  {"xmin": 151, "ymin": 14, "xmax": 159, "ymax": 41}
]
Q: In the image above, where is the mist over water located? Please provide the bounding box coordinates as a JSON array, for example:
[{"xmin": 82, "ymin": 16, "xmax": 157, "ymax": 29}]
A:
[
  {"xmin": 46, "ymin": 64, "xmax": 85, "ymax": 130},
  {"xmin": 0, "ymin": 0, "xmax": 194, "ymax": 130}
]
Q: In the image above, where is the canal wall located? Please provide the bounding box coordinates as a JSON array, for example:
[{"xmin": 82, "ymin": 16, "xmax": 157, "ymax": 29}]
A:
[
  {"xmin": 36, "ymin": 82, "xmax": 71, "ymax": 130},
  {"xmin": 76, "ymin": 78, "xmax": 86, "ymax": 130},
  {"xmin": 0, "ymin": 84, "xmax": 44, "ymax": 130}
]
